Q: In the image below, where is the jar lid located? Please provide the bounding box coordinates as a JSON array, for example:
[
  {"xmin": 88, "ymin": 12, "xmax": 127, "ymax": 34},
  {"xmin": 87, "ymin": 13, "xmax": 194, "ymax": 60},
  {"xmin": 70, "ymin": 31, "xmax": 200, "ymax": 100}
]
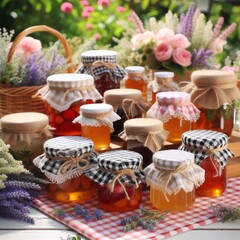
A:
[
  {"xmin": 156, "ymin": 91, "xmax": 190, "ymax": 105},
  {"xmin": 1, "ymin": 112, "xmax": 49, "ymax": 132},
  {"xmin": 154, "ymin": 71, "xmax": 174, "ymax": 78},
  {"xmin": 179, "ymin": 130, "xmax": 234, "ymax": 166},
  {"xmin": 80, "ymin": 103, "xmax": 113, "ymax": 115},
  {"xmin": 81, "ymin": 50, "xmax": 117, "ymax": 63},
  {"xmin": 125, "ymin": 66, "xmax": 145, "ymax": 74}
]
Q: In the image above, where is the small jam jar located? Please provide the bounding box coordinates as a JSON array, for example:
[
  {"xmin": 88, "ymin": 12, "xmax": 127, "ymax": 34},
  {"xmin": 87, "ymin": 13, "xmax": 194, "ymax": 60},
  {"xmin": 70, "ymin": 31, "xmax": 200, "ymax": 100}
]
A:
[
  {"xmin": 148, "ymin": 72, "xmax": 180, "ymax": 104},
  {"xmin": 119, "ymin": 118, "xmax": 168, "ymax": 169},
  {"xmin": 124, "ymin": 66, "xmax": 148, "ymax": 102},
  {"xmin": 144, "ymin": 149, "xmax": 205, "ymax": 211},
  {"xmin": 104, "ymin": 88, "xmax": 149, "ymax": 138},
  {"xmin": 0, "ymin": 112, "xmax": 52, "ymax": 174},
  {"xmin": 33, "ymin": 136, "xmax": 98, "ymax": 203},
  {"xmin": 38, "ymin": 73, "xmax": 102, "ymax": 136},
  {"xmin": 73, "ymin": 103, "xmax": 120, "ymax": 151},
  {"xmin": 86, "ymin": 150, "xmax": 145, "ymax": 212},
  {"xmin": 179, "ymin": 129, "xmax": 234, "ymax": 197},
  {"xmin": 147, "ymin": 91, "xmax": 200, "ymax": 143},
  {"xmin": 184, "ymin": 70, "xmax": 240, "ymax": 137},
  {"xmin": 77, "ymin": 50, "xmax": 126, "ymax": 96}
]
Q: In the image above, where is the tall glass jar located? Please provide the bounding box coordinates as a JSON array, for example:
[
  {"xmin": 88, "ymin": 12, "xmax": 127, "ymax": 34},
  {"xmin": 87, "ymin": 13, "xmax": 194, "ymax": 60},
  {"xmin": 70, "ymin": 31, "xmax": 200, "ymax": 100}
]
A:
[
  {"xmin": 33, "ymin": 136, "xmax": 98, "ymax": 203},
  {"xmin": 179, "ymin": 129, "xmax": 234, "ymax": 197},
  {"xmin": 104, "ymin": 88, "xmax": 149, "ymax": 138},
  {"xmin": 148, "ymin": 72, "xmax": 180, "ymax": 104},
  {"xmin": 0, "ymin": 112, "xmax": 53, "ymax": 175},
  {"xmin": 144, "ymin": 149, "xmax": 205, "ymax": 211},
  {"xmin": 73, "ymin": 103, "xmax": 120, "ymax": 151},
  {"xmin": 183, "ymin": 70, "xmax": 240, "ymax": 137},
  {"xmin": 124, "ymin": 66, "xmax": 148, "ymax": 102},
  {"xmin": 38, "ymin": 73, "xmax": 102, "ymax": 136},
  {"xmin": 86, "ymin": 150, "xmax": 144, "ymax": 212},
  {"xmin": 119, "ymin": 118, "xmax": 168, "ymax": 169},
  {"xmin": 77, "ymin": 50, "xmax": 126, "ymax": 96},
  {"xmin": 147, "ymin": 91, "xmax": 200, "ymax": 143}
]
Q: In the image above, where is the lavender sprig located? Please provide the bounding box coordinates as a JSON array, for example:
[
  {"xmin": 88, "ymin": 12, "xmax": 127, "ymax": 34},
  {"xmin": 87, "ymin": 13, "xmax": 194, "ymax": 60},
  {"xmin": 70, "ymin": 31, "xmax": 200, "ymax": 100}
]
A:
[{"xmin": 191, "ymin": 48, "xmax": 213, "ymax": 69}]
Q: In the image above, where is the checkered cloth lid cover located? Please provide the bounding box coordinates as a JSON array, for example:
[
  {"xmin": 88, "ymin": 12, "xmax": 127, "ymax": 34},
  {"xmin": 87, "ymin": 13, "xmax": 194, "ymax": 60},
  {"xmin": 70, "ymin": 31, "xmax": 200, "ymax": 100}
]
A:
[
  {"xmin": 147, "ymin": 91, "xmax": 200, "ymax": 122},
  {"xmin": 125, "ymin": 66, "xmax": 145, "ymax": 74},
  {"xmin": 33, "ymin": 136, "xmax": 97, "ymax": 183},
  {"xmin": 144, "ymin": 149, "xmax": 205, "ymax": 195},
  {"xmin": 86, "ymin": 150, "xmax": 145, "ymax": 185},
  {"xmin": 179, "ymin": 130, "xmax": 234, "ymax": 167},
  {"xmin": 77, "ymin": 50, "xmax": 126, "ymax": 83}
]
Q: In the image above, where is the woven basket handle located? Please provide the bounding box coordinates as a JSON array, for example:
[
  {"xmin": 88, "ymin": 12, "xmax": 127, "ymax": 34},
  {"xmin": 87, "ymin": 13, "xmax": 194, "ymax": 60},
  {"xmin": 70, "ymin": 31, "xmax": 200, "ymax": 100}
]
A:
[{"xmin": 7, "ymin": 25, "xmax": 75, "ymax": 73}]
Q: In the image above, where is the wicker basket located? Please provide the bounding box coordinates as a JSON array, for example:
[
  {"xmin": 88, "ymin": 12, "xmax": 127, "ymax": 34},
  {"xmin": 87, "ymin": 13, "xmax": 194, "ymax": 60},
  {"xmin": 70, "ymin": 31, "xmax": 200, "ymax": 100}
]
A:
[{"xmin": 0, "ymin": 25, "xmax": 74, "ymax": 117}]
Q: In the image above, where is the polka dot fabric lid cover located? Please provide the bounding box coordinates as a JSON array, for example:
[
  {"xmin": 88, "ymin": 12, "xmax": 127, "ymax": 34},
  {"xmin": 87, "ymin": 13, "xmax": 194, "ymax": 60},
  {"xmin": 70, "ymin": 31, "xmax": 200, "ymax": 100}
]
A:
[{"xmin": 86, "ymin": 150, "xmax": 145, "ymax": 185}]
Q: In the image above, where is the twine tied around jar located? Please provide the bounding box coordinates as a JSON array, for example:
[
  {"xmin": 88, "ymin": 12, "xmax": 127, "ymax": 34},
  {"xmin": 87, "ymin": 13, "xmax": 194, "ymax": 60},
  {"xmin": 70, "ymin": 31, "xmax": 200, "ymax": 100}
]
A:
[
  {"xmin": 91, "ymin": 60, "xmax": 116, "ymax": 69},
  {"xmin": 156, "ymin": 77, "xmax": 179, "ymax": 91}
]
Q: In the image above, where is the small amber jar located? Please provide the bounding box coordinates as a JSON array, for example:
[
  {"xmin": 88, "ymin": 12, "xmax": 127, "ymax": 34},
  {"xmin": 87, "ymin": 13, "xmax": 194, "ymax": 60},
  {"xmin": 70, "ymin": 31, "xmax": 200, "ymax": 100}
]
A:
[
  {"xmin": 39, "ymin": 73, "xmax": 102, "ymax": 136},
  {"xmin": 73, "ymin": 103, "xmax": 120, "ymax": 151},
  {"xmin": 148, "ymin": 72, "xmax": 180, "ymax": 104},
  {"xmin": 119, "ymin": 118, "xmax": 168, "ymax": 169},
  {"xmin": 184, "ymin": 70, "xmax": 240, "ymax": 137},
  {"xmin": 0, "ymin": 112, "xmax": 52, "ymax": 175},
  {"xmin": 77, "ymin": 50, "xmax": 126, "ymax": 96},
  {"xmin": 144, "ymin": 150, "xmax": 205, "ymax": 211},
  {"xmin": 147, "ymin": 91, "xmax": 200, "ymax": 143},
  {"xmin": 86, "ymin": 150, "xmax": 145, "ymax": 212},
  {"xmin": 179, "ymin": 129, "xmax": 234, "ymax": 197},
  {"xmin": 124, "ymin": 66, "xmax": 148, "ymax": 102},
  {"xmin": 104, "ymin": 88, "xmax": 149, "ymax": 138},
  {"xmin": 33, "ymin": 136, "xmax": 98, "ymax": 203}
]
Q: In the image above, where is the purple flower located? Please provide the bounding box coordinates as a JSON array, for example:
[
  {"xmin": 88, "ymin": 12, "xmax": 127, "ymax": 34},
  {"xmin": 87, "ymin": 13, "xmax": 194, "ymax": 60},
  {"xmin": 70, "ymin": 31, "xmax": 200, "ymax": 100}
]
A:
[
  {"xmin": 191, "ymin": 48, "xmax": 213, "ymax": 69},
  {"xmin": 93, "ymin": 209, "xmax": 104, "ymax": 220}
]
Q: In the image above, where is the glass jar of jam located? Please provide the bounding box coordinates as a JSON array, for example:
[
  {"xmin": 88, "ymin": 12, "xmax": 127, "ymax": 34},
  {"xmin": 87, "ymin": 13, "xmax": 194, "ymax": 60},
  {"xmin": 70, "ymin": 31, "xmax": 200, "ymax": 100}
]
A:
[
  {"xmin": 73, "ymin": 103, "xmax": 120, "ymax": 151},
  {"xmin": 124, "ymin": 66, "xmax": 148, "ymax": 102},
  {"xmin": 38, "ymin": 73, "xmax": 102, "ymax": 136},
  {"xmin": 104, "ymin": 88, "xmax": 150, "ymax": 138},
  {"xmin": 0, "ymin": 112, "xmax": 53, "ymax": 175},
  {"xmin": 86, "ymin": 150, "xmax": 144, "ymax": 212},
  {"xmin": 119, "ymin": 118, "xmax": 168, "ymax": 169},
  {"xmin": 33, "ymin": 136, "xmax": 98, "ymax": 203},
  {"xmin": 77, "ymin": 50, "xmax": 126, "ymax": 96},
  {"xmin": 147, "ymin": 91, "xmax": 200, "ymax": 143},
  {"xmin": 183, "ymin": 70, "xmax": 240, "ymax": 137},
  {"xmin": 179, "ymin": 129, "xmax": 234, "ymax": 197},
  {"xmin": 144, "ymin": 149, "xmax": 205, "ymax": 211},
  {"xmin": 148, "ymin": 72, "xmax": 180, "ymax": 104}
]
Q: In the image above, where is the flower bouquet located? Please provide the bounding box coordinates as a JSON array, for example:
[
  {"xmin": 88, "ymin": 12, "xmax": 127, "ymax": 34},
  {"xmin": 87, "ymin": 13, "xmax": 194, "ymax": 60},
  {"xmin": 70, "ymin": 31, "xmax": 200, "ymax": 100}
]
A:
[{"xmin": 0, "ymin": 25, "xmax": 73, "ymax": 117}]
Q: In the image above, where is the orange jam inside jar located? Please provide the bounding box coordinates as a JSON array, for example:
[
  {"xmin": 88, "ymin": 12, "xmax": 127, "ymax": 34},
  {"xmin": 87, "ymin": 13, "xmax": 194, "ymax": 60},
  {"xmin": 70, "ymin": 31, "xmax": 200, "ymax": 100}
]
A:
[
  {"xmin": 144, "ymin": 150, "xmax": 205, "ymax": 212},
  {"xmin": 124, "ymin": 66, "xmax": 148, "ymax": 102},
  {"xmin": 86, "ymin": 150, "xmax": 144, "ymax": 212},
  {"xmin": 40, "ymin": 73, "xmax": 102, "ymax": 136},
  {"xmin": 77, "ymin": 50, "xmax": 126, "ymax": 96},
  {"xmin": 147, "ymin": 92, "xmax": 200, "ymax": 144},
  {"xmin": 73, "ymin": 103, "xmax": 121, "ymax": 151},
  {"xmin": 33, "ymin": 136, "xmax": 98, "ymax": 203},
  {"xmin": 180, "ymin": 129, "xmax": 234, "ymax": 198}
]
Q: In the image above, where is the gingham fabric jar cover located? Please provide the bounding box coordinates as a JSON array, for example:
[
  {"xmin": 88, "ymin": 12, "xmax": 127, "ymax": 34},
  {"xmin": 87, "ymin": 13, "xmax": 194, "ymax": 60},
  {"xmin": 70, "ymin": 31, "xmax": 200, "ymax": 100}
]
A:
[
  {"xmin": 144, "ymin": 149, "xmax": 205, "ymax": 196},
  {"xmin": 38, "ymin": 73, "xmax": 102, "ymax": 112},
  {"xmin": 147, "ymin": 91, "xmax": 200, "ymax": 122},
  {"xmin": 86, "ymin": 150, "xmax": 145, "ymax": 186},
  {"xmin": 73, "ymin": 103, "xmax": 120, "ymax": 132},
  {"xmin": 33, "ymin": 136, "xmax": 97, "ymax": 184},
  {"xmin": 77, "ymin": 50, "xmax": 126, "ymax": 83},
  {"xmin": 179, "ymin": 130, "xmax": 234, "ymax": 167}
]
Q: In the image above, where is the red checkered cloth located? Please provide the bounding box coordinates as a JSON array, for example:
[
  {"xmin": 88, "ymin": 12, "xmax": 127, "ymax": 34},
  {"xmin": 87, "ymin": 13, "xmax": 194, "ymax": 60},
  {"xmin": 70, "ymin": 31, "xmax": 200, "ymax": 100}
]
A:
[{"xmin": 33, "ymin": 177, "xmax": 240, "ymax": 240}]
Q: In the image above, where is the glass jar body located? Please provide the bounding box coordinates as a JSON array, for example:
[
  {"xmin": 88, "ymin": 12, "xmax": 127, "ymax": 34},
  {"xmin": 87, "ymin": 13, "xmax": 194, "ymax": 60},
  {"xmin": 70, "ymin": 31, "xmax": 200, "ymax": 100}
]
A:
[
  {"xmin": 150, "ymin": 187, "xmax": 195, "ymax": 211},
  {"xmin": 196, "ymin": 157, "xmax": 227, "ymax": 197},
  {"xmin": 97, "ymin": 182, "xmax": 142, "ymax": 212},
  {"xmin": 47, "ymin": 175, "xmax": 97, "ymax": 203}
]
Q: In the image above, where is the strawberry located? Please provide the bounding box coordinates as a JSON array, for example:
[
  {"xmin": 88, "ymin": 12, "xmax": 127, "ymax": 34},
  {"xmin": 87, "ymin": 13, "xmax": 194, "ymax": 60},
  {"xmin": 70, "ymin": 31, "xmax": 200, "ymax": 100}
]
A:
[
  {"xmin": 128, "ymin": 199, "xmax": 139, "ymax": 208},
  {"xmin": 62, "ymin": 109, "xmax": 77, "ymax": 121},
  {"xmin": 58, "ymin": 178, "xmax": 81, "ymax": 192},
  {"xmin": 81, "ymin": 175, "xmax": 93, "ymax": 190},
  {"xmin": 54, "ymin": 115, "xmax": 64, "ymax": 125}
]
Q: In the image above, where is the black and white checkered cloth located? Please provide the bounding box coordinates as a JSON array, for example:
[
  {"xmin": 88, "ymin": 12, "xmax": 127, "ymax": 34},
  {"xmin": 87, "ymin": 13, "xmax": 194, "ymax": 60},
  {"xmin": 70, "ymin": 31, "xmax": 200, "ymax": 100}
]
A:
[
  {"xmin": 179, "ymin": 130, "xmax": 234, "ymax": 167},
  {"xmin": 86, "ymin": 150, "xmax": 145, "ymax": 185}
]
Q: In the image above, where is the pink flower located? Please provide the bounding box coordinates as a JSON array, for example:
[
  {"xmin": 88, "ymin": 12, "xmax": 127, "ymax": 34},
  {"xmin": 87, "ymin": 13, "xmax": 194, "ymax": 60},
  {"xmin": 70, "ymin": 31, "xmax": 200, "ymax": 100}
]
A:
[
  {"xmin": 156, "ymin": 28, "xmax": 174, "ymax": 42},
  {"xmin": 154, "ymin": 41, "xmax": 173, "ymax": 61},
  {"xmin": 84, "ymin": 6, "xmax": 94, "ymax": 13},
  {"xmin": 172, "ymin": 48, "xmax": 192, "ymax": 67},
  {"xmin": 169, "ymin": 34, "xmax": 191, "ymax": 49},
  {"xmin": 222, "ymin": 66, "xmax": 239, "ymax": 73},
  {"xmin": 98, "ymin": 0, "xmax": 110, "ymax": 7},
  {"xmin": 80, "ymin": 0, "xmax": 89, "ymax": 6},
  {"xmin": 93, "ymin": 33, "xmax": 101, "ymax": 41},
  {"xmin": 131, "ymin": 31, "xmax": 155, "ymax": 50},
  {"xmin": 82, "ymin": 10, "xmax": 90, "ymax": 19},
  {"xmin": 117, "ymin": 6, "xmax": 125, "ymax": 13},
  {"xmin": 86, "ymin": 23, "xmax": 93, "ymax": 29},
  {"xmin": 211, "ymin": 38, "xmax": 226, "ymax": 54},
  {"xmin": 60, "ymin": 2, "xmax": 73, "ymax": 13}
]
